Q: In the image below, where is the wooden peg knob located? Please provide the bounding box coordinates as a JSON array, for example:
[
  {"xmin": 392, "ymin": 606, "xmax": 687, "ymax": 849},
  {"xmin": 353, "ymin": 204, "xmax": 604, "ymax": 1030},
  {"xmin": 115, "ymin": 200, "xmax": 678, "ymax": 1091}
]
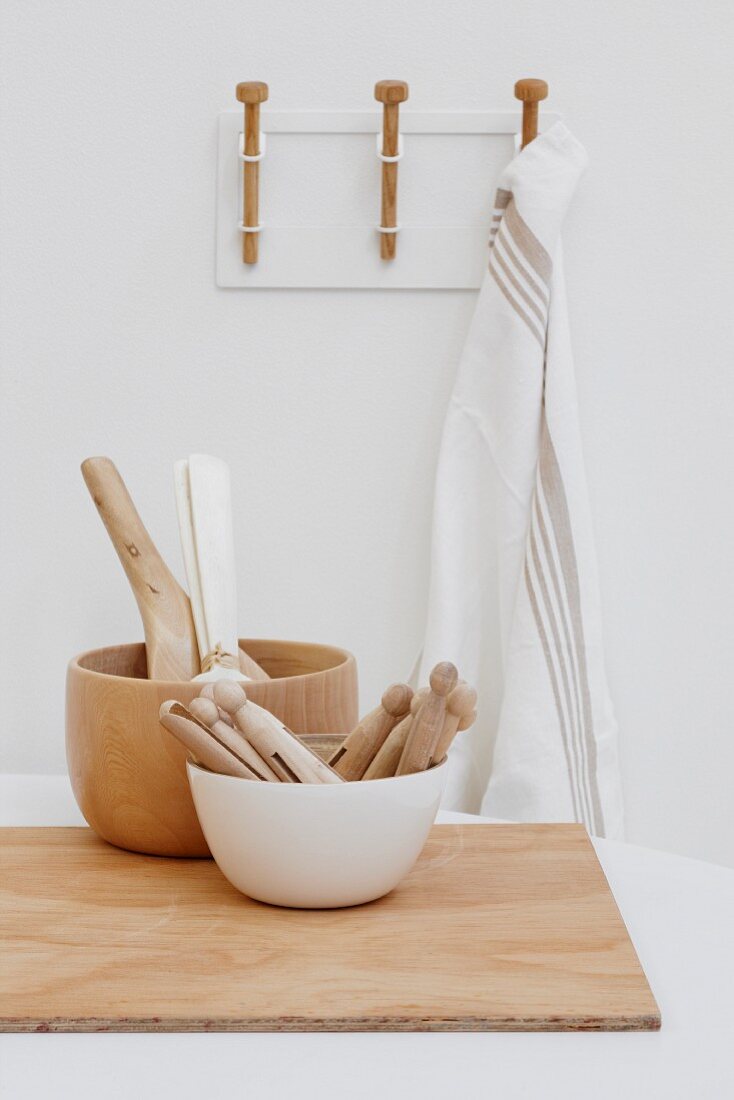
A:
[
  {"xmin": 514, "ymin": 78, "xmax": 548, "ymax": 149},
  {"xmin": 198, "ymin": 682, "xmax": 234, "ymax": 726},
  {"xmin": 447, "ymin": 682, "xmax": 478, "ymax": 719},
  {"xmin": 236, "ymin": 81, "xmax": 269, "ymax": 105},
  {"xmin": 381, "ymin": 682, "xmax": 414, "ymax": 717},
  {"xmin": 374, "ymin": 80, "xmax": 408, "ymax": 260},
  {"xmin": 374, "ymin": 79, "xmax": 409, "ymax": 105},
  {"xmin": 458, "ymin": 708, "xmax": 477, "ymax": 732},
  {"xmin": 429, "ymin": 661, "xmax": 459, "ymax": 697},
  {"xmin": 213, "ymin": 679, "xmax": 248, "ymax": 715},
  {"xmin": 236, "ymin": 82, "xmax": 269, "ymax": 265},
  {"xmin": 189, "ymin": 695, "xmax": 227, "ymax": 728},
  {"xmin": 431, "ymin": 682, "xmax": 478, "ymax": 765}
]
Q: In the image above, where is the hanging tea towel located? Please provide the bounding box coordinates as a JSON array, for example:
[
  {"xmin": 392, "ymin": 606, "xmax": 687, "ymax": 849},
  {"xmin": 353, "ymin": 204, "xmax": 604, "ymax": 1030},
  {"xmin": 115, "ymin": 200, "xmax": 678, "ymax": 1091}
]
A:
[{"xmin": 419, "ymin": 123, "xmax": 623, "ymax": 837}]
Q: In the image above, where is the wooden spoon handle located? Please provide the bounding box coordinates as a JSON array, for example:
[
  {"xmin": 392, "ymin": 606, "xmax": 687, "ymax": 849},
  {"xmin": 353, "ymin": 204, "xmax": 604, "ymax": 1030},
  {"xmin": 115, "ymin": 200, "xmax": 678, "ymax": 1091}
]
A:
[{"xmin": 81, "ymin": 457, "xmax": 198, "ymax": 681}]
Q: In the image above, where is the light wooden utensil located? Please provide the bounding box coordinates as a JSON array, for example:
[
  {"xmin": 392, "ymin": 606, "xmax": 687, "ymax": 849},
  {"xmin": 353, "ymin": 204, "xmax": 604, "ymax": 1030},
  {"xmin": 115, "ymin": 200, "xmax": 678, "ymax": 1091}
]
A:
[
  {"xmin": 236, "ymin": 81, "xmax": 268, "ymax": 264},
  {"xmin": 214, "ymin": 681, "xmax": 344, "ymax": 784},
  {"xmin": 362, "ymin": 686, "xmax": 427, "ymax": 780},
  {"xmin": 174, "ymin": 455, "xmax": 269, "ymax": 682},
  {"xmin": 374, "ymin": 79, "xmax": 409, "ymax": 259},
  {"xmin": 159, "ymin": 701, "xmax": 259, "ymax": 780},
  {"xmin": 431, "ymin": 682, "xmax": 478, "ymax": 764},
  {"xmin": 514, "ymin": 78, "xmax": 548, "ymax": 148},
  {"xmin": 189, "ymin": 696, "xmax": 279, "ymax": 782},
  {"xmin": 328, "ymin": 683, "xmax": 412, "ymax": 781},
  {"xmin": 397, "ymin": 662, "xmax": 458, "ymax": 776},
  {"xmin": 81, "ymin": 457, "xmax": 199, "ymax": 681}
]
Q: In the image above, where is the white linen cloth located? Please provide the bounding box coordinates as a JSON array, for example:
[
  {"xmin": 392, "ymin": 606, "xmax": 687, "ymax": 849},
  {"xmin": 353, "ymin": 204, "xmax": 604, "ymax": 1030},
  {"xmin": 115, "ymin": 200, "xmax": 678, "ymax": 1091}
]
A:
[{"xmin": 419, "ymin": 123, "xmax": 623, "ymax": 838}]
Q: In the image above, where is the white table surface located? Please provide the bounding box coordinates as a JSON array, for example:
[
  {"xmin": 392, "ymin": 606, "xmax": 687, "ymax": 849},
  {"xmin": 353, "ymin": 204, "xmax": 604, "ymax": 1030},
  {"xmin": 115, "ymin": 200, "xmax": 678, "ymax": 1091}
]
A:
[{"xmin": 2, "ymin": 775, "xmax": 733, "ymax": 1100}]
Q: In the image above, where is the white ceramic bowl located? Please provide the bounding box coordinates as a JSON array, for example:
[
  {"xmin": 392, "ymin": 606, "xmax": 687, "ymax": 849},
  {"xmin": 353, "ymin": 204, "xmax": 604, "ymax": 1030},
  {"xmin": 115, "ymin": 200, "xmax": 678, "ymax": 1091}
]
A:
[{"xmin": 187, "ymin": 759, "xmax": 448, "ymax": 908}]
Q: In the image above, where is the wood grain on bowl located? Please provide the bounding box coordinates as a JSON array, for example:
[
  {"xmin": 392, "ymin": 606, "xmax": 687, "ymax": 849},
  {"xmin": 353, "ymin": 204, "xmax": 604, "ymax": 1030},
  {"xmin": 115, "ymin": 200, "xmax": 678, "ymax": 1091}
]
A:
[{"xmin": 66, "ymin": 640, "xmax": 357, "ymax": 857}]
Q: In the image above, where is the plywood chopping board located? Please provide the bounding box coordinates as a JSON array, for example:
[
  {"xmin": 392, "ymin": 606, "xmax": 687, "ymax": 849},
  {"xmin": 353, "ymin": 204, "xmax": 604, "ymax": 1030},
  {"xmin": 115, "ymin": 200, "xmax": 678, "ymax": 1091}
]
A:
[{"xmin": 0, "ymin": 825, "xmax": 660, "ymax": 1032}]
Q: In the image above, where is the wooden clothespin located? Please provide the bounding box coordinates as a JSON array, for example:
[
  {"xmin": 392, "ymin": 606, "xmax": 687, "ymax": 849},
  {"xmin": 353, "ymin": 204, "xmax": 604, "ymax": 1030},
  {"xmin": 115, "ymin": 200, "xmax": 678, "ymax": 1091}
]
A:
[
  {"xmin": 374, "ymin": 80, "xmax": 409, "ymax": 260},
  {"xmin": 214, "ymin": 681, "xmax": 343, "ymax": 784},
  {"xmin": 198, "ymin": 682, "xmax": 234, "ymax": 726},
  {"xmin": 363, "ymin": 686, "xmax": 428, "ymax": 780},
  {"xmin": 430, "ymin": 682, "xmax": 477, "ymax": 765},
  {"xmin": 159, "ymin": 701, "xmax": 261, "ymax": 780},
  {"xmin": 329, "ymin": 683, "xmax": 413, "ymax": 781},
  {"xmin": 514, "ymin": 78, "xmax": 548, "ymax": 149},
  {"xmin": 396, "ymin": 662, "xmax": 459, "ymax": 776},
  {"xmin": 236, "ymin": 81, "xmax": 269, "ymax": 264},
  {"xmin": 189, "ymin": 696, "xmax": 280, "ymax": 781}
]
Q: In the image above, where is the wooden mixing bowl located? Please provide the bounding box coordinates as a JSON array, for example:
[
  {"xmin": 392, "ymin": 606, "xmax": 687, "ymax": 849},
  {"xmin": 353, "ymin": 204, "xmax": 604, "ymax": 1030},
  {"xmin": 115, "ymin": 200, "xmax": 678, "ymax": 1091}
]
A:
[{"xmin": 66, "ymin": 639, "xmax": 358, "ymax": 857}]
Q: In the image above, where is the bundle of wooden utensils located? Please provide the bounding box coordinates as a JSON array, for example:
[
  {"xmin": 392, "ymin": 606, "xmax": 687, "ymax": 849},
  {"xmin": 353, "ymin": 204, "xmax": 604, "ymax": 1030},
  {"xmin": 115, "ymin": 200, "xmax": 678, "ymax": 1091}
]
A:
[{"xmin": 160, "ymin": 661, "xmax": 477, "ymax": 783}]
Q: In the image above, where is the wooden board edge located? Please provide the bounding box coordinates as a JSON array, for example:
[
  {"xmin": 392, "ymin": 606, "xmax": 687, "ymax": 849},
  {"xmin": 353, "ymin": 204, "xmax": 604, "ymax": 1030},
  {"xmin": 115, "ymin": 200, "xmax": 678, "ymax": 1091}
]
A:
[
  {"xmin": 572, "ymin": 826, "xmax": 662, "ymax": 1025},
  {"xmin": 0, "ymin": 1013, "xmax": 662, "ymax": 1034}
]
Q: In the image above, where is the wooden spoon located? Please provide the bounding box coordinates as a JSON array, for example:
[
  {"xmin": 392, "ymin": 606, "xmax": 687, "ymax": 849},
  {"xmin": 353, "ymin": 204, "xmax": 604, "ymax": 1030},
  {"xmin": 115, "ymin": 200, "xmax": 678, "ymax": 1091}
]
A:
[{"xmin": 82, "ymin": 457, "xmax": 199, "ymax": 681}]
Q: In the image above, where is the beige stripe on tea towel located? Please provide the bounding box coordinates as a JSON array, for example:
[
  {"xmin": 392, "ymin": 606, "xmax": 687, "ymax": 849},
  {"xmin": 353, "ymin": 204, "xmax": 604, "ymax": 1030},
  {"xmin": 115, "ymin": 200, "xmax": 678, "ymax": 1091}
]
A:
[{"xmin": 418, "ymin": 122, "xmax": 623, "ymax": 837}]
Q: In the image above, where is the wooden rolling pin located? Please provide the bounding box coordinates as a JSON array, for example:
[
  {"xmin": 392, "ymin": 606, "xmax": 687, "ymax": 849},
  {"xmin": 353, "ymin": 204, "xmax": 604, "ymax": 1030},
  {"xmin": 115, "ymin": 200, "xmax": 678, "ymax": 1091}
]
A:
[
  {"xmin": 396, "ymin": 662, "xmax": 458, "ymax": 776},
  {"xmin": 328, "ymin": 683, "xmax": 413, "ymax": 781},
  {"xmin": 362, "ymin": 686, "xmax": 427, "ymax": 780},
  {"xmin": 189, "ymin": 697, "xmax": 279, "ymax": 781},
  {"xmin": 159, "ymin": 701, "xmax": 260, "ymax": 779},
  {"xmin": 214, "ymin": 681, "xmax": 343, "ymax": 784}
]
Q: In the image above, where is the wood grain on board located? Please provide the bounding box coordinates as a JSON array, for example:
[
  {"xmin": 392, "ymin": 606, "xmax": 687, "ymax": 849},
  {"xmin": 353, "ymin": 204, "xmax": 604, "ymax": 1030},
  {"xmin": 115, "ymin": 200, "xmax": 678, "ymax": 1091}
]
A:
[{"xmin": 0, "ymin": 824, "xmax": 660, "ymax": 1033}]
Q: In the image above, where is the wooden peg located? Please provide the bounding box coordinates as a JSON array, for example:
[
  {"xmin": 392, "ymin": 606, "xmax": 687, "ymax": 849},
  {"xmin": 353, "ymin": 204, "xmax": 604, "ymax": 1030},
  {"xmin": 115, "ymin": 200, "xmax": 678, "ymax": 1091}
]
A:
[
  {"xmin": 514, "ymin": 78, "xmax": 548, "ymax": 149},
  {"xmin": 362, "ymin": 686, "xmax": 428, "ymax": 780},
  {"xmin": 189, "ymin": 696, "xmax": 279, "ymax": 781},
  {"xmin": 159, "ymin": 701, "xmax": 260, "ymax": 780},
  {"xmin": 214, "ymin": 681, "xmax": 343, "ymax": 784},
  {"xmin": 198, "ymin": 682, "xmax": 234, "ymax": 726},
  {"xmin": 458, "ymin": 709, "xmax": 477, "ymax": 732},
  {"xmin": 374, "ymin": 79, "xmax": 408, "ymax": 260},
  {"xmin": 431, "ymin": 682, "xmax": 478, "ymax": 765},
  {"xmin": 329, "ymin": 683, "xmax": 413, "ymax": 781},
  {"xmin": 236, "ymin": 81, "xmax": 269, "ymax": 264},
  {"xmin": 396, "ymin": 662, "xmax": 458, "ymax": 776}
]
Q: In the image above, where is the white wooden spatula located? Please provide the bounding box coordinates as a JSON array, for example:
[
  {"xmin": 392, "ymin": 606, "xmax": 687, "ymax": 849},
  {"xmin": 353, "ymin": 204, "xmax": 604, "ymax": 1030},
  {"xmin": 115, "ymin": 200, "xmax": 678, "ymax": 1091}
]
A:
[{"xmin": 175, "ymin": 455, "xmax": 268, "ymax": 682}]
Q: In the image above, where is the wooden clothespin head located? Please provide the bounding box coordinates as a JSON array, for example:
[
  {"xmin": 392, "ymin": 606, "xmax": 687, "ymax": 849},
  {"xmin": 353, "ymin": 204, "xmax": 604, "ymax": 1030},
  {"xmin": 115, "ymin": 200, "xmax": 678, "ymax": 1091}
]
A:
[
  {"xmin": 236, "ymin": 81, "xmax": 269, "ymax": 265},
  {"xmin": 374, "ymin": 79, "xmax": 409, "ymax": 260},
  {"xmin": 328, "ymin": 682, "xmax": 413, "ymax": 781},
  {"xmin": 514, "ymin": 78, "xmax": 548, "ymax": 149},
  {"xmin": 396, "ymin": 662, "xmax": 458, "ymax": 776}
]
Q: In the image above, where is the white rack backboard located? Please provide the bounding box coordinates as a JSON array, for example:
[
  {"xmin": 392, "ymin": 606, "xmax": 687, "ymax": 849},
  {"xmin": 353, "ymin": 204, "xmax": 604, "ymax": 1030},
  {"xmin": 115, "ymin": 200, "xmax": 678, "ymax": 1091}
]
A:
[{"xmin": 216, "ymin": 110, "xmax": 559, "ymax": 289}]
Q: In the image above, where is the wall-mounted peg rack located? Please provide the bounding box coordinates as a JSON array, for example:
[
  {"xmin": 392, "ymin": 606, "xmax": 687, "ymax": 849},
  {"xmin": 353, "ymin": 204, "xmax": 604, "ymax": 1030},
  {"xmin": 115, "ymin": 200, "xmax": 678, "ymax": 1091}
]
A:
[{"xmin": 216, "ymin": 96, "xmax": 559, "ymax": 290}]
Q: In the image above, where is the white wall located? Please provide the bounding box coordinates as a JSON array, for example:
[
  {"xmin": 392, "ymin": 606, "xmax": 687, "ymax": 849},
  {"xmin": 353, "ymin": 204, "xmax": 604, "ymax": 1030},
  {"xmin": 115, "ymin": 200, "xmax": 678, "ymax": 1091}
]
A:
[{"xmin": 1, "ymin": 0, "xmax": 733, "ymax": 866}]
